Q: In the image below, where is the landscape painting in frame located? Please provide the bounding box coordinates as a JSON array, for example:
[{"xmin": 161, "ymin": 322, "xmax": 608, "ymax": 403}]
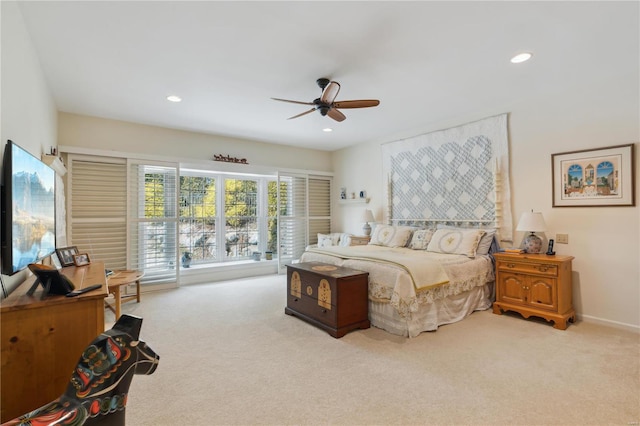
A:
[{"xmin": 552, "ymin": 144, "xmax": 635, "ymax": 207}]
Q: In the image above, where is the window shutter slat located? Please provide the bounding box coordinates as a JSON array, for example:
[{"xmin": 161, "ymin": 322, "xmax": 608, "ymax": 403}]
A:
[{"xmin": 68, "ymin": 157, "xmax": 128, "ymax": 270}]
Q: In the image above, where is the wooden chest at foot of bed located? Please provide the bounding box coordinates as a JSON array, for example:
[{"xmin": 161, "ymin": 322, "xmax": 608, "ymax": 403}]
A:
[{"xmin": 285, "ymin": 262, "xmax": 370, "ymax": 338}]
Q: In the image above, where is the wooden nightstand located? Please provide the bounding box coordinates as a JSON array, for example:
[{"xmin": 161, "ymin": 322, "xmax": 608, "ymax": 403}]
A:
[
  {"xmin": 492, "ymin": 253, "xmax": 575, "ymax": 330},
  {"xmin": 349, "ymin": 235, "xmax": 371, "ymax": 246}
]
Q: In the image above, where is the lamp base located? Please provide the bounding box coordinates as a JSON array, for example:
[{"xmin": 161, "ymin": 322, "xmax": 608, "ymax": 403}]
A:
[
  {"xmin": 362, "ymin": 222, "xmax": 371, "ymax": 236},
  {"xmin": 523, "ymin": 233, "xmax": 543, "ymax": 254}
]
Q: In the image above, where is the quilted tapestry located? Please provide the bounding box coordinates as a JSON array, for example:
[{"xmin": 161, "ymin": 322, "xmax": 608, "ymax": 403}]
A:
[{"xmin": 381, "ymin": 114, "xmax": 513, "ymax": 242}]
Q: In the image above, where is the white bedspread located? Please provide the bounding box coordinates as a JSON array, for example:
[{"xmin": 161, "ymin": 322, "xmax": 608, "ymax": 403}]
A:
[
  {"xmin": 299, "ymin": 246, "xmax": 494, "ymax": 321},
  {"xmin": 305, "ymin": 245, "xmax": 449, "ymax": 290}
]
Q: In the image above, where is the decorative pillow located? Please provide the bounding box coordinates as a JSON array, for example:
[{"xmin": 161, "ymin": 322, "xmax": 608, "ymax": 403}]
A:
[
  {"xmin": 369, "ymin": 225, "xmax": 414, "ymax": 248},
  {"xmin": 436, "ymin": 225, "xmax": 497, "ymax": 256},
  {"xmin": 317, "ymin": 233, "xmax": 337, "ymax": 247},
  {"xmin": 408, "ymin": 229, "xmax": 434, "ymax": 250},
  {"xmin": 426, "ymin": 228, "xmax": 486, "ymax": 258},
  {"xmin": 475, "ymin": 228, "xmax": 497, "ymax": 255},
  {"xmin": 338, "ymin": 234, "xmax": 352, "ymax": 247}
]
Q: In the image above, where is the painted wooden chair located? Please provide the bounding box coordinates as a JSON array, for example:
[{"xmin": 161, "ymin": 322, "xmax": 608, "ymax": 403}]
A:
[{"xmin": 3, "ymin": 314, "xmax": 159, "ymax": 426}]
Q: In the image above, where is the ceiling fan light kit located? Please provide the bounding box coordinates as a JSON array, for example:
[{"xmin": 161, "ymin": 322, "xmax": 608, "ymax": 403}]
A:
[{"xmin": 272, "ymin": 78, "xmax": 380, "ymax": 122}]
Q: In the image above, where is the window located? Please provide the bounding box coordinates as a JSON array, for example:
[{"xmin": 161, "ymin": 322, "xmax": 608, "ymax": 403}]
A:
[
  {"xmin": 224, "ymin": 178, "xmax": 259, "ymax": 260},
  {"xmin": 67, "ymin": 154, "xmax": 330, "ymax": 284},
  {"xmin": 179, "ymin": 175, "xmax": 217, "ymax": 262},
  {"xmin": 129, "ymin": 162, "xmax": 178, "ymax": 284},
  {"xmin": 177, "ymin": 172, "xmax": 286, "ymax": 266}
]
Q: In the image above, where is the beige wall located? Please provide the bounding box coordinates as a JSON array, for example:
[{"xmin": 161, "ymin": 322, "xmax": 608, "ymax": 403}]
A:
[
  {"xmin": 332, "ymin": 70, "xmax": 639, "ymax": 330},
  {"xmin": 58, "ymin": 113, "xmax": 332, "ymax": 173},
  {"xmin": 1, "ymin": 2, "xmax": 58, "ymax": 295}
]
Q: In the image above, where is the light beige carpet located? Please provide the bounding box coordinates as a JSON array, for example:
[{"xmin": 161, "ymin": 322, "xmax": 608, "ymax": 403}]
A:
[{"xmin": 107, "ymin": 274, "xmax": 639, "ymax": 425}]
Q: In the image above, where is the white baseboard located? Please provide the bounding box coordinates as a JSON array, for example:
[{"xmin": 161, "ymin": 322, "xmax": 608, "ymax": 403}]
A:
[{"xmin": 578, "ymin": 314, "xmax": 640, "ymax": 333}]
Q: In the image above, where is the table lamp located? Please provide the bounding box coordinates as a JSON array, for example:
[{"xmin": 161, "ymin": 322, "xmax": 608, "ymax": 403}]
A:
[
  {"xmin": 362, "ymin": 209, "xmax": 375, "ymax": 236},
  {"xmin": 516, "ymin": 210, "xmax": 547, "ymax": 253}
]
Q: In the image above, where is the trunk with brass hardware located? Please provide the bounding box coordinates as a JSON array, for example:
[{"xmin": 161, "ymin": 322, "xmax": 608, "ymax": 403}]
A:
[
  {"xmin": 493, "ymin": 253, "xmax": 575, "ymax": 330},
  {"xmin": 285, "ymin": 262, "xmax": 370, "ymax": 338}
]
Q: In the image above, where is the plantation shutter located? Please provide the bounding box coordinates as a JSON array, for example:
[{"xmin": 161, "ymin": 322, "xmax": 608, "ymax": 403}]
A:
[
  {"xmin": 308, "ymin": 176, "xmax": 331, "ymax": 244},
  {"xmin": 277, "ymin": 173, "xmax": 331, "ymax": 270},
  {"xmin": 67, "ymin": 156, "xmax": 128, "ymax": 270},
  {"xmin": 128, "ymin": 161, "xmax": 178, "ymax": 285}
]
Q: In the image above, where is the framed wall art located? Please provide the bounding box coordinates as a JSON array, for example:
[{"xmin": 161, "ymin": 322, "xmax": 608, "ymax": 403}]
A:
[{"xmin": 552, "ymin": 144, "xmax": 635, "ymax": 207}]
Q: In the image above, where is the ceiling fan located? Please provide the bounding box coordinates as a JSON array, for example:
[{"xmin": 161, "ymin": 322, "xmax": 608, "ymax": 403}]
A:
[{"xmin": 272, "ymin": 78, "xmax": 380, "ymax": 122}]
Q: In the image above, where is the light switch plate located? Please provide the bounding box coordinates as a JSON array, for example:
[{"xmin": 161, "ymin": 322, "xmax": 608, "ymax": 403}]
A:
[{"xmin": 556, "ymin": 233, "xmax": 569, "ymax": 244}]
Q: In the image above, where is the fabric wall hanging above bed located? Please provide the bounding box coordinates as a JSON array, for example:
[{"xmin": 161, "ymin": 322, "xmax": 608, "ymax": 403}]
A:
[{"xmin": 381, "ymin": 113, "xmax": 513, "ymax": 243}]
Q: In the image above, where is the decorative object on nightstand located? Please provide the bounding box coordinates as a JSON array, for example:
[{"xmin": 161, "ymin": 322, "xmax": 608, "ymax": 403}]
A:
[
  {"xmin": 362, "ymin": 209, "xmax": 375, "ymax": 236},
  {"xmin": 516, "ymin": 210, "xmax": 547, "ymax": 253}
]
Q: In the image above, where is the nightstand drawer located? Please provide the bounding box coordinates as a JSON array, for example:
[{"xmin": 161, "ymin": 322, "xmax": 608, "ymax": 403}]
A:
[{"xmin": 497, "ymin": 260, "xmax": 558, "ymax": 276}]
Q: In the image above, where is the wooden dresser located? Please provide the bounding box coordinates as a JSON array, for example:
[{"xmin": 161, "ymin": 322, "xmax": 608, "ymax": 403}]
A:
[
  {"xmin": 285, "ymin": 262, "xmax": 370, "ymax": 338},
  {"xmin": 1, "ymin": 262, "xmax": 108, "ymax": 422},
  {"xmin": 492, "ymin": 253, "xmax": 575, "ymax": 330}
]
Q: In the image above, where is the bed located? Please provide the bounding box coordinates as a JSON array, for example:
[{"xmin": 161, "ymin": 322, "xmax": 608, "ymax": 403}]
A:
[{"xmin": 299, "ymin": 223, "xmax": 498, "ymax": 337}]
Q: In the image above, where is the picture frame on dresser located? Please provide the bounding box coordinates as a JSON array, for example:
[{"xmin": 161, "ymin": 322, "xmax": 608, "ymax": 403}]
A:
[
  {"xmin": 552, "ymin": 143, "xmax": 635, "ymax": 207},
  {"xmin": 55, "ymin": 246, "xmax": 79, "ymax": 267},
  {"xmin": 73, "ymin": 253, "xmax": 91, "ymax": 267}
]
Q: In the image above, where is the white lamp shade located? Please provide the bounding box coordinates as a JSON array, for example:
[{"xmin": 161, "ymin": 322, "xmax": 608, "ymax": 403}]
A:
[
  {"xmin": 516, "ymin": 211, "xmax": 547, "ymax": 232},
  {"xmin": 362, "ymin": 209, "xmax": 375, "ymax": 223}
]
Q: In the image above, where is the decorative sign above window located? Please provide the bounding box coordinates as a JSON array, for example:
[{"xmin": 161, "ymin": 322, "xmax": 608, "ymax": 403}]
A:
[{"xmin": 213, "ymin": 154, "xmax": 248, "ymax": 165}]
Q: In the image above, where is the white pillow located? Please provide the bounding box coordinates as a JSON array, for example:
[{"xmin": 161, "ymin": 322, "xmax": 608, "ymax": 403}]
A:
[
  {"xmin": 317, "ymin": 233, "xmax": 334, "ymax": 247},
  {"xmin": 408, "ymin": 229, "xmax": 434, "ymax": 250},
  {"xmin": 369, "ymin": 225, "xmax": 414, "ymax": 248},
  {"xmin": 338, "ymin": 233, "xmax": 352, "ymax": 247},
  {"xmin": 475, "ymin": 228, "xmax": 497, "ymax": 255},
  {"xmin": 436, "ymin": 225, "xmax": 497, "ymax": 256},
  {"xmin": 426, "ymin": 228, "xmax": 486, "ymax": 258}
]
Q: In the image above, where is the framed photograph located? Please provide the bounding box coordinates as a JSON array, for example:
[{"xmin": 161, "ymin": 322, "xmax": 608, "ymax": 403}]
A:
[
  {"xmin": 552, "ymin": 144, "xmax": 635, "ymax": 207},
  {"xmin": 73, "ymin": 253, "xmax": 91, "ymax": 267},
  {"xmin": 55, "ymin": 246, "xmax": 79, "ymax": 267}
]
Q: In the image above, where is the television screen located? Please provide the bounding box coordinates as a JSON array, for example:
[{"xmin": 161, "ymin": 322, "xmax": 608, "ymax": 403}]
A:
[{"xmin": 1, "ymin": 140, "xmax": 56, "ymax": 275}]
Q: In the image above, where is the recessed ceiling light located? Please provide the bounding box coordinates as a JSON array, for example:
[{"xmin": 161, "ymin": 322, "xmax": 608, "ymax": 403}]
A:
[
  {"xmin": 166, "ymin": 95, "xmax": 182, "ymax": 102},
  {"xmin": 323, "ymin": 128, "xmax": 333, "ymax": 132},
  {"xmin": 510, "ymin": 52, "xmax": 532, "ymax": 64}
]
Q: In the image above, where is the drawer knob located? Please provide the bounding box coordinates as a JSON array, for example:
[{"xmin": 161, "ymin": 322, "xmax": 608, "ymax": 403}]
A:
[
  {"xmin": 506, "ymin": 263, "xmax": 516, "ymax": 268},
  {"xmin": 537, "ymin": 266, "xmax": 549, "ymax": 272}
]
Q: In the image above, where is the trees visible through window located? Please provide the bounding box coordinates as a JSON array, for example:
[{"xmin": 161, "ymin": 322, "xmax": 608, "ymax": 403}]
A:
[{"xmin": 177, "ymin": 174, "xmax": 281, "ymax": 265}]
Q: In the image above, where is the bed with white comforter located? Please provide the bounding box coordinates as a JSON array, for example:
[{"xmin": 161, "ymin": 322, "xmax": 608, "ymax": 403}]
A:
[{"xmin": 300, "ymin": 229, "xmax": 496, "ymax": 337}]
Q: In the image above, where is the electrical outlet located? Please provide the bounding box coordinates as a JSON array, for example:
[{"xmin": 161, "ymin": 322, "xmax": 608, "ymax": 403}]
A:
[{"xmin": 556, "ymin": 233, "xmax": 569, "ymax": 244}]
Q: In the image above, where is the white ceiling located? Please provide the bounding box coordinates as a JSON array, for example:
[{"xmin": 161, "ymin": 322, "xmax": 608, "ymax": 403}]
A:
[{"xmin": 17, "ymin": 1, "xmax": 639, "ymax": 152}]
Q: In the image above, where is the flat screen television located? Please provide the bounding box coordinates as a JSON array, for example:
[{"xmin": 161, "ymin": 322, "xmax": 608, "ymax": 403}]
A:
[{"xmin": 1, "ymin": 140, "xmax": 56, "ymax": 275}]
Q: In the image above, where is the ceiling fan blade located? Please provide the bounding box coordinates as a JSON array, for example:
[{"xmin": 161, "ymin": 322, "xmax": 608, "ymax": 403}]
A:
[
  {"xmin": 287, "ymin": 108, "xmax": 316, "ymax": 120},
  {"xmin": 320, "ymin": 81, "xmax": 341, "ymax": 104},
  {"xmin": 327, "ymin": 108, "xmax": 346, "ymax": 122},
  {"xmin": 333, "ymin": 99, "xmax": 380, "ymax": 109},
  {"xmin": 272, "ymin": 97, "xmax": 315, "ymax": 106}
]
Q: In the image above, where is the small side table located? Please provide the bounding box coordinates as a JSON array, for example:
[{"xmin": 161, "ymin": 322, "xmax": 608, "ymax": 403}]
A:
[
  {"xmin": 105, "ymin": 270, "xmax": 144, "ymax": 319},
  {"xmin": 349, "ymin": 235, "xmax": 371, "ymax": 246}
]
